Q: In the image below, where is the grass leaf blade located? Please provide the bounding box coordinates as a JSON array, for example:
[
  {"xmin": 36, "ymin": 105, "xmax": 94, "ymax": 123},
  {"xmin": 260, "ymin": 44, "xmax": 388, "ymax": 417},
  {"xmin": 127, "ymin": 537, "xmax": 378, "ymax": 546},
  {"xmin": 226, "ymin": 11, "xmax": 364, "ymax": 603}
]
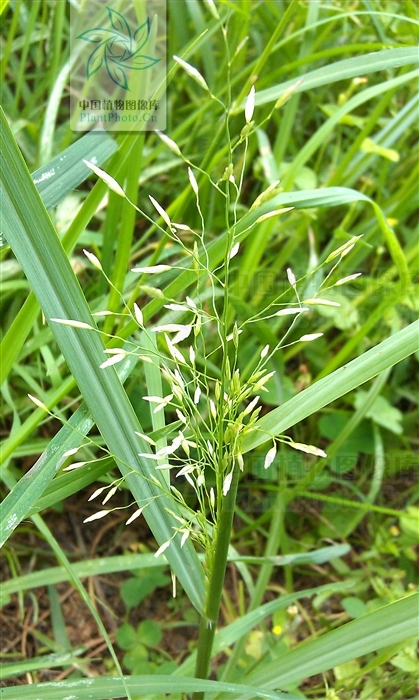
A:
[
  {"xmin": 242, "ymin": 321, "xmax": 419, "ymax": 453},
  {"xmin": 0, "ymin": 108, "xmax": 206, "ymax": 615}
]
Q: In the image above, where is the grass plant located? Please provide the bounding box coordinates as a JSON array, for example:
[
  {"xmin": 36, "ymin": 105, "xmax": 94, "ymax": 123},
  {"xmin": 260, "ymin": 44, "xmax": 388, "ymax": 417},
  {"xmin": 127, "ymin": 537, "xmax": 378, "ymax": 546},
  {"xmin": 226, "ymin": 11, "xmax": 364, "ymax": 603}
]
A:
[{"xmin": 1, "ymin": 1, "xmax": 418, "ymax": 699}]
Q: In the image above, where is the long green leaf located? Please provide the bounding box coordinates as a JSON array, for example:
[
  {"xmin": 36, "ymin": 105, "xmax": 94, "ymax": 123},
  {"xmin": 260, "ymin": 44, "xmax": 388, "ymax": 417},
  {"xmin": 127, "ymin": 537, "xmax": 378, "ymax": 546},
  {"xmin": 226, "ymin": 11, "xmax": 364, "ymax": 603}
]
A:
[
  {"xmin": 29, "ymin": 513, "xmax": 130, "ymax": 700},
  {"xmin": 0, "ymin": 130, "xmax": 117, "ymax": 248},
  {"xmin": 0, "ymin": 649, "xmax": 86, "ymax": 680},
  {"xmin": 1, "ymin": 547, "xmax": 349, "ymax": 605},
  {"xmin": 138, "ymin": 185, "xmax": 408, "ymax": 331},
  {"xmin": 0, "ymin": 354, "xmax": 137, "ymax": 549},
  {"xmin": 0, "ymin": 130, "xmax": 118, "ymax": 384},
  {"xmin": 175, "ymin": 580, "xmax": 355, "ymax": 677},
  {"xmin": 31, "ymin": 129, "xmax": 118, "ymax": 210},
  {"xmin": 0, "ymin": 676, "xmax": 300, "ymax": 700},
  {"xmin": 234, "ymin": 47, "xmax": 419, "ymax": 109},
  {"xmin": 242, "ymin": 321, "xmax": 419, "ymax": 453},
  {"xmin": 238, "ymin": 185, "xmax": 410, "ymax": 284},
  {"xmin": 0, "ymin": 108, "xmax": 206, "ymax": 615},
  {"xmin": 0, "ymin": 552, "xmax": 167, "ymax": 605},
  {"xmin": 240, "ymin": 594, "xmax": 419, "ymax": 693}
]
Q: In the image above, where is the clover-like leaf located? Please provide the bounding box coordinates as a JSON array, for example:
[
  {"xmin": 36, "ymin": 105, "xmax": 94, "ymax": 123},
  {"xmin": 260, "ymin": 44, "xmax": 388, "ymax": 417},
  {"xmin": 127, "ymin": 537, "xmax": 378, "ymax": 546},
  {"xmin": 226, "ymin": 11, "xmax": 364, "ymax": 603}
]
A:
[
  {"xmin": 107, "ymin": 6, "xmax": 131, "ymax": 42},
  {"xmin": 87, "ymin": 43, "xmax": 105, "ymax": 80},
  {"xmin": 133, "ymin": 18, "xmax": 151, "ymax": 52},
  {"xmin": 105, "ymin": 52, "xmax": 129, "ymax": 90},
  {"xmin": 77, "ymin": 28, "xmax": 117, "ymax": 43}
]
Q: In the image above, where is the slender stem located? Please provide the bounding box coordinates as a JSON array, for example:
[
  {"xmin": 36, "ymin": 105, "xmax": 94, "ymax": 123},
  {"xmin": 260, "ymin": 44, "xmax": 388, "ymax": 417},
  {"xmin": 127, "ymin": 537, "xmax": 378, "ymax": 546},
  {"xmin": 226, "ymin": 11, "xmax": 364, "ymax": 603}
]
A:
[
  {"xmin": 220, "ymin": 474, "xmax": 287, "ymax": 682},
  {"xmin": 193, "ymin": 23, "xmax": 238, "ymax": 698},
  {"xmin": 192, "ymin": 462, "xmax": 240, "ymax": 700}
]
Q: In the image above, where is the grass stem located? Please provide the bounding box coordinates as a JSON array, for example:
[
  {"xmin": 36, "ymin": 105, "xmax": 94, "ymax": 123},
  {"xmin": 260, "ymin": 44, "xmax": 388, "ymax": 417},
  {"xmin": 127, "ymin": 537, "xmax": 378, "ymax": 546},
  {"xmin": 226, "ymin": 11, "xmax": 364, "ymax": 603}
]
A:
[{"xmin": 193, "ymin": 463, "xmax": 240, "ymax": 698}]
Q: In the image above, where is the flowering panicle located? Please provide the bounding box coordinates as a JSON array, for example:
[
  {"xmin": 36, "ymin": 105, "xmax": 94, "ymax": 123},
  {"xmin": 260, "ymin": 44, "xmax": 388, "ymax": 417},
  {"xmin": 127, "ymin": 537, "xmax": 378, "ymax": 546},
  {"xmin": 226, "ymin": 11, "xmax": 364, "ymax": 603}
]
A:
[{"xmin": 77, "ymin": 103, "xmax": 360, "ymax": 579}]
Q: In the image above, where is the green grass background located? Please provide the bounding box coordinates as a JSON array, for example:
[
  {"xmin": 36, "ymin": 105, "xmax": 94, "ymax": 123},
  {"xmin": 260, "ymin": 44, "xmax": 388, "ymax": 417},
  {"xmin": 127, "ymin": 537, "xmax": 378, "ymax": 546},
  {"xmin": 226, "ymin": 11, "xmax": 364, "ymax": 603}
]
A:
[{"xmin": 1, "ymin": 1, "xmax": 418, "ymax": 698}]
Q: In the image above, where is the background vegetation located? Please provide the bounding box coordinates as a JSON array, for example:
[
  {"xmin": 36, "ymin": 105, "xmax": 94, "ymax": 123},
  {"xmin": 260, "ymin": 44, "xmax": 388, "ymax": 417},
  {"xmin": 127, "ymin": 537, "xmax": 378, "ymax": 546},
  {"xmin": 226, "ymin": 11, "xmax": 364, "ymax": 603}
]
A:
[{"xmin": 1, "ymin": 1, "xmax": 418, "ymax": 699}]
